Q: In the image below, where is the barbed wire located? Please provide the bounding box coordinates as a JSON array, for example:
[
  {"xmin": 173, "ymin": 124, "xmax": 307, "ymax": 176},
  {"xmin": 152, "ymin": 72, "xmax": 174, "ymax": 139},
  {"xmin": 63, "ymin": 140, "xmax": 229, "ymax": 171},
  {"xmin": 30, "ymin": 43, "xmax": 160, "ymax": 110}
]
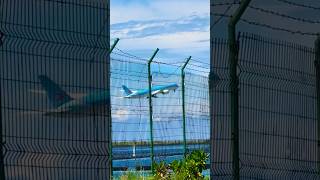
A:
[
  {"xmin": 190, "ymin": 58, "xmax": 210, "ymax": 66},
  {"xmin": 154, "ymin": 57, "xmax": 187, "ymax": 65},
  {"xmin": 111, "ymin": 52, "xmax": 147, "ymax": 64},
  {"xmin": 248, "ymin": 5, "xmax": 320, "ymax": 24},
  {"xmin": 114, "ymin": 47, "xmax": 148, "ymax": 62},
  {"xmin": 188, "ymin": 63, "xmax": 210, "ymax": 72},
  {"xmin": 275, "ymin": 0, "xmax": 320, "ymax": 11},
  {"xmin": 211, "ymin": 3, "xmax": 235, "ymax": 29},
  {"xmin": 210, "ymin": 2, "xmax": 240, "ymax": 7},
  {"xmin": 240, "ymin": 18, "xmax": 319, "ymax": 36},
  {"xmin": 115, "ymin": 47, "xmax": 207, "ymax": 67},
  {"xmin": 153, "ymin": 60, "xmax": 181, "ymax": 68},
  {"xmin": 154, "ymin": 62, "xmax": 182, "ymax": 78},
  {"xmin": 43, "ymin": 0, "xmax": 108, "ymax": 10},
  {"xmin": 112, "ymin": 48, "xmax": 211, "ymax": 76},
  {"xmin": 114, "ymin": 47, "xmax": 190, "ymax": 68},
  {"xmin": 211, "ymin": 13, "xmax": 319, "ymax": 36}
]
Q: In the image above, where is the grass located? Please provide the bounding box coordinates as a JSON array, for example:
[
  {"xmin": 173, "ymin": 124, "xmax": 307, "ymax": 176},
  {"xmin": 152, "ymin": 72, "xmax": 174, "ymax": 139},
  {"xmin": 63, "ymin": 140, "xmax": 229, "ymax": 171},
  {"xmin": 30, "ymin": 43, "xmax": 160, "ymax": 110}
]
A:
[{"xmin": 113, "ymin": 171, "xmax": 153, "ymax": 180}]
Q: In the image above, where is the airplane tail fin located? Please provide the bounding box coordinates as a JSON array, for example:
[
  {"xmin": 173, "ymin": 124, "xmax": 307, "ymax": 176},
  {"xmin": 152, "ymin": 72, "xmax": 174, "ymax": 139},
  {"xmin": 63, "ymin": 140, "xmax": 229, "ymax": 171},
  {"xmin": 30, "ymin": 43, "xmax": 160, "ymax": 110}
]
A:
[
  {"xmin": 38, "ymin": 75, "xmax": 73, "ymax": 107},
  {"xmin": 122, "ymin": 85, "xmax": 132, "ymax": 95}
]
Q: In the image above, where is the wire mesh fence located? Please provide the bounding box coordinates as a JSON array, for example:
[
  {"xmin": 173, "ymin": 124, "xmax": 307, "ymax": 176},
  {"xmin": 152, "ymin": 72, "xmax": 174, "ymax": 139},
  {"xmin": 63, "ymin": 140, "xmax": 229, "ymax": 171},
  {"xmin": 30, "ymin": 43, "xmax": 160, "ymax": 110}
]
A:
[
  {"xmin": 0, "ymin": 0, "xmax": 111, "ymax": 179},
  {"xmin": 211, "ymin": 33, "xmax": 318, "ymax": 179},
  {"xmin": 110, "ymin": 50, "xmax": 211, "ymax": 177},
  {"xmin": 211, "ymin": 37, "xmax": 233, "ymax": 178}
]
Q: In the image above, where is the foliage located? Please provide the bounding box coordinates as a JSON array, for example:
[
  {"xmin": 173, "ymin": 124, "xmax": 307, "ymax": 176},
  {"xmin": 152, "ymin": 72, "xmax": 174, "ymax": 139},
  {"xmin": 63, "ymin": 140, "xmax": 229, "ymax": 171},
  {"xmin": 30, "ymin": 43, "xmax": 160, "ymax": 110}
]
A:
[
  {"xmin": 153, "ymin": 161, "xmax": 170, "ymax": 179},
  {"xmin": 117, "ymin": 171, "xmax": 153, "ymax": 180},
  {"xmin": 153, "ymin": 150, "xmax": 209, "ymax": 180}
]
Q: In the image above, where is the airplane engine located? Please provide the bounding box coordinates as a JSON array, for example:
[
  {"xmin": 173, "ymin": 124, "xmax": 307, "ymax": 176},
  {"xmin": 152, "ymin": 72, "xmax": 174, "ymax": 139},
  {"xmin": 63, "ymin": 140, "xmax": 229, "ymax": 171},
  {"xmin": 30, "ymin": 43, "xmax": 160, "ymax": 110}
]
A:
[{"xmin": 162, "ymin": 90, "xmax": 170, "ymax": 94}]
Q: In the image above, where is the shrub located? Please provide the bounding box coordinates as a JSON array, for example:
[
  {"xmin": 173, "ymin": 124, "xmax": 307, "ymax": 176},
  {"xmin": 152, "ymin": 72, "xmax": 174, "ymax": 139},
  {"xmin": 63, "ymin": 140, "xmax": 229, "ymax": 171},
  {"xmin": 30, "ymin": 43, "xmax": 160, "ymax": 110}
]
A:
[
  {"xmin": 153, "ymin": 150, "xmax": 209, "ymax": 180},
  {"xmin": 153, "ymin": 161, "xmax": 170, "ymax": 179}
]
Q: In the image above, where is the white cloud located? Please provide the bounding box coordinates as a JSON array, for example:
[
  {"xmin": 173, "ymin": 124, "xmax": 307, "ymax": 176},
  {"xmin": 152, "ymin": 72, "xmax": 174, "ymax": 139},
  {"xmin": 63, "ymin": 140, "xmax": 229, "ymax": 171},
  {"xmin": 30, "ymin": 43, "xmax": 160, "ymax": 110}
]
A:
[
  {"xmin": 117, "ymin": 31, "xmax": 208, "ymax": 50},
  {"xmin": 111, "ymin": 0, "xmax": 209, "ymax": 24},
  {"xmin": 112, "ymin": 109, "xmax": 129, "ymax": 121},
  {"xmin": 111, "ymin": 0, "xmax": 210, "ymax": 64}
]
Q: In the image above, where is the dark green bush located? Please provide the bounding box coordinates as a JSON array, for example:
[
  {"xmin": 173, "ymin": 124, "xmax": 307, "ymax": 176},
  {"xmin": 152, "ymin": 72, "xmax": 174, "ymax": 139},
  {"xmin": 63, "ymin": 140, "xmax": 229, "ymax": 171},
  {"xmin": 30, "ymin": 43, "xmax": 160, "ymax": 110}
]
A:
[{"xmin": 153, "ymin": 150, "xmax": 209, "ymax": 180}]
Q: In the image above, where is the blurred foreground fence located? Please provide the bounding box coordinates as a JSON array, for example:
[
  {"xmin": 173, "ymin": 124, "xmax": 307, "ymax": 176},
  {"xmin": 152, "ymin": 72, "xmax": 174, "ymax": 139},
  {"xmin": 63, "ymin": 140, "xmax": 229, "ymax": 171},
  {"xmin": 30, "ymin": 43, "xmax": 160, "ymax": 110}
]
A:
[
  {"xmin": 0, "ymin": 0, "xmax": 211, "ymax": 178},
  {"xmin": 211, "ymin": 33, "xmax": 319, "ymax": 179},
  {"xmin": 0, "ymin": 0, "xmax": 111, "ymax": 179}
]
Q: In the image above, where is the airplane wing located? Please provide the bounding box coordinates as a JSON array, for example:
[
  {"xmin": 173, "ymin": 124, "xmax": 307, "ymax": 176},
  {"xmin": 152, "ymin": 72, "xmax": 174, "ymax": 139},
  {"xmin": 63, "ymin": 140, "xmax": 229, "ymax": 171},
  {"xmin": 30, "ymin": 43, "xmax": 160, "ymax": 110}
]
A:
[
  {"xmin": 20, "ymin": 110, "xmax": 44, "ymax": 116},
  {"xmin": 29, "ymin": 89, "xmax": 85, "ymax": 98},
  {"xmin": 152, "ymin": 90, "xmax": 161, "ymax": 96},
  {"xmin": 47, "ymin": 108, "xmax": 70, "ymax": 113}
]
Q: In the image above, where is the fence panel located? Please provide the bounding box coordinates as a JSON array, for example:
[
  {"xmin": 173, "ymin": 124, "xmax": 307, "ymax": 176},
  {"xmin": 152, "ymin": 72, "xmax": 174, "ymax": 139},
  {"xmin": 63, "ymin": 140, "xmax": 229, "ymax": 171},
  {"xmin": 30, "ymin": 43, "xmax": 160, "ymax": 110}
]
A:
[
  {"xmin": 211, "ymin": 38, "xmax": 233, "ymax": 178},
  {"xmin": 184, "ymin": 63, "xmax": 211, "ymax": 162},
  {"xmin": 0, "ymin": 0, "xmax": 111, "ymax": 179},
  {"xmin": 110, "ymin": 51, "xmax": 211, "ymax": 176},
  {"xmin": 238, "ymin": 33, "xmax": 317, "ymax": 179},
  {"xmin": 210, "ymin": 33, "xmax": 318, "ymax": 179},
  {"xmin": 110, "ymin": 52, "xmax": 151, "ymax": 173}
]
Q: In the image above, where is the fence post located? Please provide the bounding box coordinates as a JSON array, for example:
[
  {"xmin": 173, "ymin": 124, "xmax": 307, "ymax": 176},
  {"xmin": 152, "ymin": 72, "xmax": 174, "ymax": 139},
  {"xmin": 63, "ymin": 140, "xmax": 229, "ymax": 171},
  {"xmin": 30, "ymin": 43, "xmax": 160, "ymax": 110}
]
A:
[
  {"xmin": 109, "ymin": 38, "xmax": 120, "ymax": 54},
  {"xmin": 0, "ymin": 89, "xmax": 4, "ymax": 180},
  {"xmin": 228, "ymin": 0, "xmax": 251, "ymax": 179},
  {"xmin": 0, "ymin": 30, "xmax": 5, "ymax": 180},
  {"xmin": 106, "ymin": 1, "xmax": 111, "ymax": 178},
  {"xmin": 0, "ymin": 68, "xmax": 5, "ymax": 180},
  {"xmin": 315, "ymin": 36, "xmax": 320, "ymax": 175},
  {"xmin": 181, "ymin": 56, "xmax": 192, "ymax": 157},
  {"xmin": 209, "ymin": 0, "xmax": 214, "ymax": 177},
  {"xmin": 108, "ymin": 38, "xmax": 119, "ymax": 177},
  {"xmin": 148, "ymin": 48, "xmax": 159, "ymax": 172}
]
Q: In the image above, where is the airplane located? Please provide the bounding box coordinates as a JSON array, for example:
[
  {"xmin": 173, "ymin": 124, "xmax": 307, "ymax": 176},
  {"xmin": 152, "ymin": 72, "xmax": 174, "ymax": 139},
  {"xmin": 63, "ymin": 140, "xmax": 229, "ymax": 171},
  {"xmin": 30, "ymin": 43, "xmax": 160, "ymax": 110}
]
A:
[
  {"xmin": 121, "ymin": 83, "xmax": 179, "ymax": 99},
  {"xmin": 36, "ymin": 75, "xmax": 109, "ymax": 117},
  {"xmin": 34, "ymin": 73, "xmax": 219, "ymax": 116}
]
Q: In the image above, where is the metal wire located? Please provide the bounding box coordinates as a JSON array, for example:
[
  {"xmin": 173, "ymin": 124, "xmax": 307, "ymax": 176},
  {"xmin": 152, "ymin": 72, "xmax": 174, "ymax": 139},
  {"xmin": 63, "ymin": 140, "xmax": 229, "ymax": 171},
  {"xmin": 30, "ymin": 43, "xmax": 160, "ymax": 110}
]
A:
[
  {"xmin": 211, "ymin": 13, "xmax": 319, "ymax": 36},
  {"xmin": 275, "ymin": 0, "xmax": 320, "ymax": 11},
  {"xmin": 211, "ymin": 3, "xmax": 235, "ymax": 28},
  {"xmin": 248, "ymin": 5, "xmax": 320, "ymax": 24}
]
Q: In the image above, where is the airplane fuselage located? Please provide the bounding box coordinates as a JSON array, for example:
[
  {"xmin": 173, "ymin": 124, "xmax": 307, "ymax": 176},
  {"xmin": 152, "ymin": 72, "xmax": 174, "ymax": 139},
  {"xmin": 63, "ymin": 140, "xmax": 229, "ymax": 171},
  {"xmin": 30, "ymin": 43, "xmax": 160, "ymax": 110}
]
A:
[
  {"xmin": 124, "ymin": 83, "xmax": 178, "ymax": 99},
  {"xmin": 45, "ymin": 90, "xmax": 109, "ymax": 117}
]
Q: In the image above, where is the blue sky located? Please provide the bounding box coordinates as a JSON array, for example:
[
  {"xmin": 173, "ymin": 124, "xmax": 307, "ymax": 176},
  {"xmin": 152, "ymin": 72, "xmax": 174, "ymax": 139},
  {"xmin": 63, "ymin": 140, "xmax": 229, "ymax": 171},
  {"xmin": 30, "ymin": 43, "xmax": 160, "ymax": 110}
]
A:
[
  {"xmin": 109, "ymin": 0, "xmax": 211, "ymax": 142},
  {"xmin": 110, "ymin": 0, "xmax": 320, "ymax": 64},
  {"xmin": 110, "ymin": 0, "xmax": 210, "ymax": 63}
]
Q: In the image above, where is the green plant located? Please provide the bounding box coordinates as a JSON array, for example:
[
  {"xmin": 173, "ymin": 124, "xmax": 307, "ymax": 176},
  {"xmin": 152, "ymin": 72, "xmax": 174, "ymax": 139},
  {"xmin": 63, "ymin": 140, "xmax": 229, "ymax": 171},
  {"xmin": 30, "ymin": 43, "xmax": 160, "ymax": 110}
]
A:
[
  {"xmin": 152, "ymin": 150, "xmax": 209, "ymax": 180},
  {"xmin": 153, "ymin": 161, "xmax": 169, "ymax": 179},
  {"xmin": 185, "ymin": 150, "xmax": 208, "ymax": 179}
]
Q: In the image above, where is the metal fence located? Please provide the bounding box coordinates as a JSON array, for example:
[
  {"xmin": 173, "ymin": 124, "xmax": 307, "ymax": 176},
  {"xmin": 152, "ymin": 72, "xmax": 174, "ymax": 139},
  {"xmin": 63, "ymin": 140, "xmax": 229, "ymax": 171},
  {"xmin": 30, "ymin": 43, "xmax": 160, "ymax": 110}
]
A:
[
  {"xmin": 0, "ymin": 0, "xmax": 111, "ymax": 179},
  {"xmin": 110, "ymin": 49, "xmax": 211, "ymax": 176},
  {"xmin": 211, "ymin": 33, "xmax": 318, "ymax": 179}
]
